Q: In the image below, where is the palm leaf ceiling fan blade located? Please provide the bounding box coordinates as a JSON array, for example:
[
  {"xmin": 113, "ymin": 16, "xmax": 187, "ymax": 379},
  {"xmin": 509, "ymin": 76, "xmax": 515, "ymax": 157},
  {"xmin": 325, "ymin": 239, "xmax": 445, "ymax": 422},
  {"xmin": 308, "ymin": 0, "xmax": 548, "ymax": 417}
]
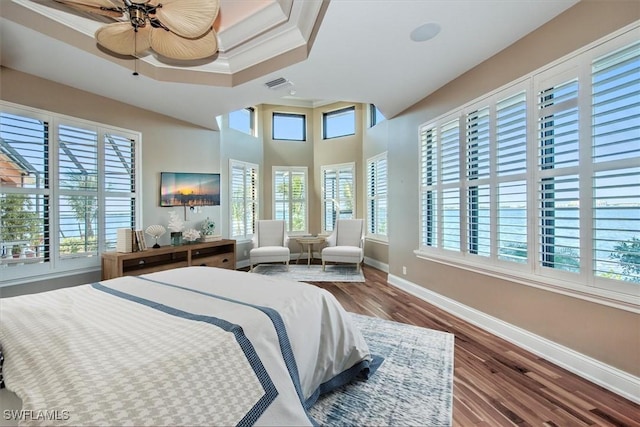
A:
[
  {"xmin": 53, "ymin": 0, "xmax": 221, "ymax": 61},
  {"xmin": 54, "ymin": 0, "xmax": 124, "ymax": 18},
  {"xmin": 152, "ymin": 0, "xmax": 219, "ymax": 39},
  {"xmin": 95, "ymin": 22, "xmax": 151, "ymax": 56},
  {"xmin": 150, "ymin": 27, "xmax": 217, "ymax": 60}
]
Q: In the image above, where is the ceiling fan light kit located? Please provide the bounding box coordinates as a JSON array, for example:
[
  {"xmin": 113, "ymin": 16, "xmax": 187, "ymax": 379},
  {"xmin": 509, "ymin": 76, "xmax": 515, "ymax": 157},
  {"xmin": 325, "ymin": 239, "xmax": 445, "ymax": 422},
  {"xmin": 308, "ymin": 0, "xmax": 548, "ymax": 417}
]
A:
[{"xmin": 55, "ymin": 0, "xmax": 220, "ymax": 60}]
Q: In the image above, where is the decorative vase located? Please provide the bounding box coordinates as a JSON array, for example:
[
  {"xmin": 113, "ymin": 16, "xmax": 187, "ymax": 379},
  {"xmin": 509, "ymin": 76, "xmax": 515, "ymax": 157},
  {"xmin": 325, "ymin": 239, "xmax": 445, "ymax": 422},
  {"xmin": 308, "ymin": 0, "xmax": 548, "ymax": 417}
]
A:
[{"xmin": 170, "ymin": 232, "xmax": 182, "ymax": 246}]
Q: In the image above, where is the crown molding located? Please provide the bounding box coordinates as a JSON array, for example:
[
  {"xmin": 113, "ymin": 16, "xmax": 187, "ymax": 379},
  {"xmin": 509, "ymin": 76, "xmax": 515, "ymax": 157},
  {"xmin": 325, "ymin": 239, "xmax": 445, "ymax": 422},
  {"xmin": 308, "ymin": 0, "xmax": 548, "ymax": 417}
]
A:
[{"xmin": 3, "ymin": 0, "xmax": 328, "ymax": 86}]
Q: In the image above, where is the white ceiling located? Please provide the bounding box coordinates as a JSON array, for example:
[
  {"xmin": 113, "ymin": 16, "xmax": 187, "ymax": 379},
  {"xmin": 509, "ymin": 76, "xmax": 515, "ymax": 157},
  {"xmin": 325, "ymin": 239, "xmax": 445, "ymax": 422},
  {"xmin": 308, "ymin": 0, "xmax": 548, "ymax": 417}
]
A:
[{"xmin": 0, "ymin": 0, "xmax": 579, "ymax": 131}]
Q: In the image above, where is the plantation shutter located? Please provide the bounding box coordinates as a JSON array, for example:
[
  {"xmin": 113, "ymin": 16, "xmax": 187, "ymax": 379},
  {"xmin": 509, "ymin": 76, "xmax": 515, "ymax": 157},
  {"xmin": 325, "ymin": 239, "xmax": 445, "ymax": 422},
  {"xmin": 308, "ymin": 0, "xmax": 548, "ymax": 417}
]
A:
[
  {"xmin": 322, "ymin": 163, "xmax": 355, "ymax": 232},
  {"xmin": 496, "ymin": 92, "xmax": 528, "ymax": 264},
  {"xmin": 591, "ymin": 41, "xmax": 640, "ymax": 282},
  {"xmin": 103, "ymin": 133, "xmax": 136, "ymax": 251},
  {"xmin": 420, "ymin": 126, "xmax": 438, "ymax": 248},
  {"xmin": 466, "ymin": 107, "xmax": 491, "ymax": 257},
  {"xmin": 441, "ymin": 119, "xmax": 461, "ymax": 252},
  {"xmin": 367, "ymin": 154, "xmax": 387, "ymax": 237},
  {"xmin": 290, "ymin": 169, "xmax": 306, "ymax": 233},
  {"xmin": 0, "ymin": 112, "xmax": 50, "ymax": 262},
  {"xmin": 231, "ymin": 161, "xmax": 258, "ymax": 239},
  {"xmin": 58, "ymin": 123, "xmax": 99, "ymax": 258},
  {"xmin": 274, "ymin": 167, "xmax": 307, "ymax": 233},
  {"xmin": 537, "ymin": 77, "xmax": 581, "ymax": 273},
  {"xmin": 323, "ymin": 168, "xmax": 337, "ymax": 231},
  {"xmin": 274, "ymin": 169, "xmax": 289, "ymax": 224}
]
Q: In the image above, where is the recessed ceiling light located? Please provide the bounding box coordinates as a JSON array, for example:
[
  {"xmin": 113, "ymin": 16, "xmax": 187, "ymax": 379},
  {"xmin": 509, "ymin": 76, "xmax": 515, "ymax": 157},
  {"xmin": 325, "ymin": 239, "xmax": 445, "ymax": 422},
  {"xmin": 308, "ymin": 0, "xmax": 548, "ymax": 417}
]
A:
[{"xmin": 410, "ymin": 22, "xmax": 441, "ymax": 42}]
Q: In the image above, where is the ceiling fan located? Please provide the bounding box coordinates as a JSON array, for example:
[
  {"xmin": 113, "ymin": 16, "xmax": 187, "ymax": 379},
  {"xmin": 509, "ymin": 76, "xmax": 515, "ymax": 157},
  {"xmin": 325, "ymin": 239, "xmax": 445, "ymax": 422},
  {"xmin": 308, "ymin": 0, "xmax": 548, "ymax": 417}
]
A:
[{"xmin": 53, "ymin": 0, "xmax": 220, "ymax": 60}]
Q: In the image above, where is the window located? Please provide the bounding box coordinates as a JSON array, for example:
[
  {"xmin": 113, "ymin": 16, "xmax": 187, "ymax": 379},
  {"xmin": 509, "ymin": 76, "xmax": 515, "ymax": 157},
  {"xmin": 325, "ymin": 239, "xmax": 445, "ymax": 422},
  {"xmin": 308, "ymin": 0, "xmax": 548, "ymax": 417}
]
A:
[
  {"xmin": 367, "ymin": 153, "xmax": 387, "ymax": 239},
  {"xmin": 417, "ymin": 32, "xmax": 640, "ymax": 305},
  {"xmin": 230, "ymin": 160, "xmax": 258, "ymax": 240},
  {"xmin": 369, "ymin": 104, "xmax": 385, "ymax": 127},
  {"xmin": 323, "ymin": 106, "xmax": 355, "ymax": 139},
  {"xmin": 321, "ymin": 163, "xmax": 355, "ymax": 232},
  {"xmin": 1, "ymin": 102, "xmax": 139, "ymax": 283},
  {"xmin": 229, "ymin": 107, "xmax": 255, "ymax": 135},
  {"xmin": 272, "ymin": 113, "xmax": 306, "ymax": 141},
  {"xmin": 273, "ymin": 167, "xmax": 307, "ymax": 233}
]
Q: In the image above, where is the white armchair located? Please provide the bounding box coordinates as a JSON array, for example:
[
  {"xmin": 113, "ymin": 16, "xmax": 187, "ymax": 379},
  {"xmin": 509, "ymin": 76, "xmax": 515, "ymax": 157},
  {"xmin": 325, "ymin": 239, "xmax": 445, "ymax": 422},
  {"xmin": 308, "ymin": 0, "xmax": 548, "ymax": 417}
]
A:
[
  {"xmin": 250, "ymin": 220, "xmax": 290, "ymax": 271},
  {"xmin": 321, "ymin": 219, "xmax": 364, "ymax": 272}
]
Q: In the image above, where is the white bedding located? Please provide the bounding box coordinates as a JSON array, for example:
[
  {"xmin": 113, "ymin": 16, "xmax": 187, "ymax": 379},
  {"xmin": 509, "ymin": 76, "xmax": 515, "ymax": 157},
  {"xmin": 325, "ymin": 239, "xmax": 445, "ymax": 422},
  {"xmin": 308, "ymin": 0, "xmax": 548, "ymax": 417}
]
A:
[{"xmin": 0, "ymin": 267, "xmax": 376, "ymax": 426}]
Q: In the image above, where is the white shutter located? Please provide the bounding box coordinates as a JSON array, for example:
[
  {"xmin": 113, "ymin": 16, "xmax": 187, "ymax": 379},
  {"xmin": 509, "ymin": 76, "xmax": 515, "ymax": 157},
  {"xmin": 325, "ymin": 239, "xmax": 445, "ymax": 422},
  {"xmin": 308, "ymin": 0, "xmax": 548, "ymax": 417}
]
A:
[
  {"xmin": 0, "ymin": 110, "xmax": 50, "ymax": 264},
  {"xmin": 496, "ymin": 91, "xmax": 528, "ymax": 264},
  {"xmin": 230, "ymin": 161, "xmax": 258, "ymax": 239},
  {"xmin": 103, "ymin": 133, "xmax": 136, "ymax": 251},
  {"xmin": 440, "ymin": 119, "xmax": 460, "ymax": 183},
  {"xmin": 274, "ymin": 167, "xmax": 307, "ymax": 233},
  {"xmin": 322, "ymin": 163, "xmax": 354, "ymax": 232},
  {"xmin": 537, "ymin": 77, "xmax": 581, "ymax": 274},
  {"xmin": 420, "ymin": 126, "xmax": 438, "ymax": 248},
  {"xmin": 57, "ymin": 123, "xmax": 99, "ymax": 258},
  {"xmin": 322, "ymin": 168, "xmax": 337, "ymax": 231},
  {"xmin": 290, "ymin": 169, "xmax": 306, "ymax": 232},
  {"xmin": 592, "ymin": 41, "xmax": 640, "ymax": 283},
  {"xmin": 367, "ymin": 153, "xmax": 387, "ymax": 237},
  {"xmin": 466, "ymin": 107, "xmax": 491, "ymax": 257},
  {"xmin": 442, "ymin": 188, "xmax": 460, "ymax": 251}
]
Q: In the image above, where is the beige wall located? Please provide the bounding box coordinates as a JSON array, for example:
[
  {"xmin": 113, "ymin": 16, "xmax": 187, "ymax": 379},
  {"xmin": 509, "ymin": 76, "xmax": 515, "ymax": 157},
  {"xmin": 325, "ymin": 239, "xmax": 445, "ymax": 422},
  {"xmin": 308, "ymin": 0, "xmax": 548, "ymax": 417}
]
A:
[
  {"xmin": 381, "ymin": 1, "xmax": 640, "ymax": 375},
  {"xmin": 363, "ymin": 109, "xmax": 390, "ymax": 265},
  {"xmin": 313, "ymin": 102, "xmax": 364, "ymax": 233},
  {"xmin": 260, "ymin": 104, "xmax": 316, "ymax": 228}
]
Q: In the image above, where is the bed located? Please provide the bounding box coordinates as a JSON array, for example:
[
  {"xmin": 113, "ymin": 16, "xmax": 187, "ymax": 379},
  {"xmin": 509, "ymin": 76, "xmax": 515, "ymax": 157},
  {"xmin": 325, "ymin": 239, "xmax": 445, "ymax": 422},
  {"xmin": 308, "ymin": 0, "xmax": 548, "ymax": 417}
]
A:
[{"xmin": 0, "ymin": 266, "xmax": 380, "ymax": 426}]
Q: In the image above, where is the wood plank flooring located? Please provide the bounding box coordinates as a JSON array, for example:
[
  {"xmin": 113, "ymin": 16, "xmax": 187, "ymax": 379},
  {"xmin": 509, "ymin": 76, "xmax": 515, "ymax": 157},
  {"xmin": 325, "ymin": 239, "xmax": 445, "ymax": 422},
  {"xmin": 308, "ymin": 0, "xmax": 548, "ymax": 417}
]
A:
[{"xmin": 307, "ymin": 264, "xmax": 640, "ymax": 427}]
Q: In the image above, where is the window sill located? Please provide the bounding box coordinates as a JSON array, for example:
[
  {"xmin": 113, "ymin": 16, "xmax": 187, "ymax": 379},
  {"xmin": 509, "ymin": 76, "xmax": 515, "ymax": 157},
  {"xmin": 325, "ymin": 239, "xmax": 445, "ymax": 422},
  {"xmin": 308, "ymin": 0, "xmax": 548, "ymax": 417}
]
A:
[
  {"xmin": 365, "ymin": 236, "xmax": 389, "ymax": 245},
  {"xmin": 413, "ymin": 250, "xmax": 639, "ymax": 313}
]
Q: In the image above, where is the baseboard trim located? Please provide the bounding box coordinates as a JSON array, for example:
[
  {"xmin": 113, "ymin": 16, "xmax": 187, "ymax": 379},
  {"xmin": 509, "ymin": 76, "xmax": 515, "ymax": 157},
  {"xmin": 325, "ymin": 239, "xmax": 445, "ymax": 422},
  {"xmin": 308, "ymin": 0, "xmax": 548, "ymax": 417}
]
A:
[
  {"xmin": 387, "ymin": 274, "xmax": 640, "ymax": 404},
  {"xmin": 364, "ymin": 257, "xmax": 389, "ymax": 273}
]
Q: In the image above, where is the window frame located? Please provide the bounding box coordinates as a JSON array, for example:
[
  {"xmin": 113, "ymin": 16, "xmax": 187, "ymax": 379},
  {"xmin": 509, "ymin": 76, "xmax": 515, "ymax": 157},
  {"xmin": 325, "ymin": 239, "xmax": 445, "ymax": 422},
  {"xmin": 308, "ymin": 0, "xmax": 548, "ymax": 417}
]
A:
[
  {"xmin": 1, "ymin": 101, "xmax": 141, "ymax": 285},
  {"xmin": 272, "ymin": 112, "xmax": 306, "ymax": 141},
  {"xmin": 323, "ymin": 106, "xmax": 356, "ymax": 139},
  {"xmin": 321, "ymin": 162, "xmax": 356, "ymax": 233},
  {"xmin": 272, "ymin": 166, "xmax": 308, "ymax": 234},
  {"xmin": 415, "ymin": 26, "xmax": 640, "ymax": 310},
  {"xmin": 228, "ymin": 107, "xmax": 255, "ymax": 136},
  {"xmin": 366, "ymin": 152, "xmax": 388, "ymax": 241},
  {"xmin": 369, "ymin": 104, "xmax": 385, "ymax": 128},
  {"xmin": 229, "ymin": 159, "xmax": 259, "ymax": 241}
]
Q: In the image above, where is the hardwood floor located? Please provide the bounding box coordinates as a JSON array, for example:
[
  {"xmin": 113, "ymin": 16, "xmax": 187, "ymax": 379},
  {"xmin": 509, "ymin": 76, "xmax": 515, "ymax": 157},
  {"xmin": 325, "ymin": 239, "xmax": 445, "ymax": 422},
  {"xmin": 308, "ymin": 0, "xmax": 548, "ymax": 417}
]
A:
[{"xmin": 308, "ymin": 264, "xmax": 640, "ymax": 427}]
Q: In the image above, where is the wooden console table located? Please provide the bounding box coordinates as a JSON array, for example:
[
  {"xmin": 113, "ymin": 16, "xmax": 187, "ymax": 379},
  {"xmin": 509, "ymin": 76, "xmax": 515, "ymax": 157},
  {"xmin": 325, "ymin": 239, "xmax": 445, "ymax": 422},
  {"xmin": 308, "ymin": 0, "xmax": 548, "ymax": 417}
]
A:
[{"xmin": 101, "ymin": 239, "xmax": 236, "ymax": 280}]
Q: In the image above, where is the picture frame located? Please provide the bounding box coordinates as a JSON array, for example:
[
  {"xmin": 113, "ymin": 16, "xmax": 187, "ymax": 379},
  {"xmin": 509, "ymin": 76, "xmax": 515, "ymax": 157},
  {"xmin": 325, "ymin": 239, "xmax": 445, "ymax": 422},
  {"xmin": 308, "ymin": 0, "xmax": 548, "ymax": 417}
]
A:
[{"xmin": 160, "ymin": 172, "xmax": 221, "ymax": 207}]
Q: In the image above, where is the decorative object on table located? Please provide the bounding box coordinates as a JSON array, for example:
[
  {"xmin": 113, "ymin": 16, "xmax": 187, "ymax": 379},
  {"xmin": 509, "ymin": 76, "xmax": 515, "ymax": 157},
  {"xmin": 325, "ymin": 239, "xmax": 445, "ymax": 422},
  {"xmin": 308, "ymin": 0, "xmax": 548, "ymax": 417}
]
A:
[
  {"xmin": 200, "ymin": 217, "xmax": 221, "ymax": 242},
  {"xmin": 116, "ymin": 228, "xmax": 133, "ymax": 253},
  {"xmin": 52, "ymin": 0, "xmax": 221, "ymax": 61},
  {"xmin": 134, "ymin": 230, "xmax": 147, "ymax": 251},
  {"xmin": 145, "ymin": 225, "xmax": 166, "ymax": 249},
  {"xmin": 183, "ymin": 228, "xmax": 201, "ymax": 243},
  {"xmin": 167, "ymin": 210, "xmax": 184, "ymax": 246}
]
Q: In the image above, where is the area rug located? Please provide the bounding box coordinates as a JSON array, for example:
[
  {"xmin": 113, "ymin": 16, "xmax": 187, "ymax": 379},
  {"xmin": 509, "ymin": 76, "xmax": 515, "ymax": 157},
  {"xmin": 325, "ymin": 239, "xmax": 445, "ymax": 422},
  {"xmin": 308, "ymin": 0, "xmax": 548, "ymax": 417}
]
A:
[
  {"xmin": 309, "ymin": 313, "xmax": 454, "ymax": 427},
  {"xmin": 251, "ymin": 264, "xmax": 365, "ymax": 282}
]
